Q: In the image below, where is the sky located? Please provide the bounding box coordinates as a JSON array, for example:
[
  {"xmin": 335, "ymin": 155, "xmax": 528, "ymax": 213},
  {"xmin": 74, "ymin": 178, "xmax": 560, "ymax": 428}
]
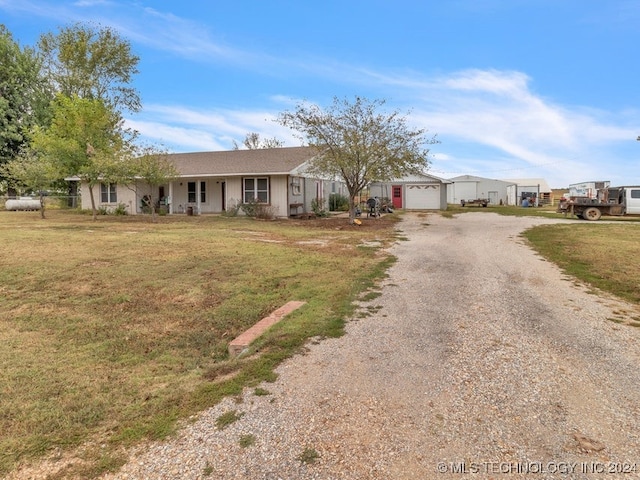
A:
[{"xmin": 2, "ymin": 0, "xmax": 640, "ymax": 188}]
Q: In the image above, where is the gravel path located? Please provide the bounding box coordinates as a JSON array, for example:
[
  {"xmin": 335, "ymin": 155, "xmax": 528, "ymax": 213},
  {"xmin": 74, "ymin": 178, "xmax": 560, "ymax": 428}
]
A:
[{"xmin": 105, "ymin": 212, "xmax": 640, "ymax": 479}]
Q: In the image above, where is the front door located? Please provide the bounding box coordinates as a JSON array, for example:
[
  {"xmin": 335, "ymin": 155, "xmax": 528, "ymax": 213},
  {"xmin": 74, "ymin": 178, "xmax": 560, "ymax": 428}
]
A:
[{"xmin": 392, "ymin": 185, "xmax": 403, "ymax": 208}]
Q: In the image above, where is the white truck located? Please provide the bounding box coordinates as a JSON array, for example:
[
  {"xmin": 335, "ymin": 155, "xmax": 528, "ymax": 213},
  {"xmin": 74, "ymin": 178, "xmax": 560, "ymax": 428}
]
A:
[{"xmin": 557, "ymin": 186, "xmax": 640, "ymax": 221}]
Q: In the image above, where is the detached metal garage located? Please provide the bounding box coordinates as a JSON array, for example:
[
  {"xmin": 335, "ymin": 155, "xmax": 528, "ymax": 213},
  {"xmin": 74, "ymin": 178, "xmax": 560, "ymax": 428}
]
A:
[
  {"xmin": 370, "ymin": 173, "xmax": 450, "ymax": 210},
  {"xmin": 405, "ymin": 184, "xmax": 441, "ymax": 209}
]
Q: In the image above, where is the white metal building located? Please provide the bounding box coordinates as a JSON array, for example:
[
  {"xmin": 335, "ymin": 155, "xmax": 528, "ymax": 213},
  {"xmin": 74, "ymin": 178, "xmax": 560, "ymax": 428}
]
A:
[{"xmin": 447, "ymin": 175, "xmax": 511, "ymax": 205}]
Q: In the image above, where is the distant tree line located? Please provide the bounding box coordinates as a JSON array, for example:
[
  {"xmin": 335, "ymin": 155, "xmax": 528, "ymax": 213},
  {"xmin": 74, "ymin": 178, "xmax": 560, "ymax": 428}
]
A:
[
  {"xmin": 0, "ymin": 22, "xmax": 176, "ymax": 220},
  {"xmin": 1, "ymin": 23, "xmax": 438, "ymax": 225}
]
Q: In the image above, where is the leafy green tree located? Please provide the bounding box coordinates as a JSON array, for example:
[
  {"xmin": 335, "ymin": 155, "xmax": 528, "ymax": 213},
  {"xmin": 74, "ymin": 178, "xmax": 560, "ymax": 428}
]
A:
[
  {"xmin": 232, "ymin": 132, "xmax": 284, "ymax": 150},
  {"xmin": 0, "ymin": 25, "xmax": 52, "ymax": 187},
  {"xmin": 38, "ymin": 22, "xmax": 141, "ymax": 114},
  {"xmin": 120, "ymin": 144, "xmax": 179, "ymax": 222},
  {"xmin": 278, "ymin": 96, "xmax": 438, "ymax": 223},
  {"xmin": 1, "ymin": 149, "xmax": 60, "ymax": 219},
  {"xmin": 31, "ymin": 94, "xmax": 132, "ymax": 220}
]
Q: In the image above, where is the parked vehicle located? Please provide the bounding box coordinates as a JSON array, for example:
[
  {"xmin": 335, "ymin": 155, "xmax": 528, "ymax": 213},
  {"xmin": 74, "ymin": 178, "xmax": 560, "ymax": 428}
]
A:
[
  {"xmin": 460, "ymin": 198, "xmax": 488, "ymax": 207},
  {"xmin": 557, "ymin": 186, "xmax": 640, "ymax": 220}
]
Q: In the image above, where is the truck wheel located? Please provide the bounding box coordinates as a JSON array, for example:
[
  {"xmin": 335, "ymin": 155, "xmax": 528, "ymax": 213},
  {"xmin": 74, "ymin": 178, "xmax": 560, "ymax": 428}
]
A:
[{"xmin": 583, "ymin": 207, "xmax": 602, "ymax": 221}]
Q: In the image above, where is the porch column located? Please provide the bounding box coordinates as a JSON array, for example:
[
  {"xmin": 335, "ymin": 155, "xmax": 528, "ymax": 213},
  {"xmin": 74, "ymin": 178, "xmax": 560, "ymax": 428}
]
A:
[
  {"xmin": 169, "ymin": 182, "xmax": 174, "ymax": 214},
  {"xmin": 197, "ymin": 180, "xmax": 201, "ymax": 214}
]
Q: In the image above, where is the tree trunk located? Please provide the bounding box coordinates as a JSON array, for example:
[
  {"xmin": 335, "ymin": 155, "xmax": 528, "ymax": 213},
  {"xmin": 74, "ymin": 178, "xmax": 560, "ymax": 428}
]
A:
[
  {"xmin": 88, "ymin": 184, "xmax": 97, "ymax": 221},
  {"xmin": 39, "ymin": 193, "xmax": 46, "ymax": 219},
  {"xmin": 349, "ymin": 195, "xmax": 357, "ymax": 224}
]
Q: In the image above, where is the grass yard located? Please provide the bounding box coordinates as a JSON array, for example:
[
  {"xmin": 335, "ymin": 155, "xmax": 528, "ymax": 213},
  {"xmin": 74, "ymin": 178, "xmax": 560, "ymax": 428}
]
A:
[
  {"xmin": 445, "ymin": 202, "xmax": 640, "ymax": 222},
  {"xmin": 0, "ymin": 210, "xmax": 398, "ymax": 478},
  {"xmin": 523, "ymin": 223, "xmax": 640, "ymax": 319},
  {"xmin": 441, "ymin": 203, "xmax": 565, "ymax": 219}
]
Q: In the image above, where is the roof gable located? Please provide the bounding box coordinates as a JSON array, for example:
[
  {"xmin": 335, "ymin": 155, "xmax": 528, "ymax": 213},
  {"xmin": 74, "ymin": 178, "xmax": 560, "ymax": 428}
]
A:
[
  {"xmin": 168, "ymin": 146, "xmax": 317, "ymax": 177},
  {"xmin": 449, "ymin": 175, "xmax": 511, "ymax": 185},
  {"xmin": 387, "ymin": 172, "xmax": 452, "ymax": 184}
]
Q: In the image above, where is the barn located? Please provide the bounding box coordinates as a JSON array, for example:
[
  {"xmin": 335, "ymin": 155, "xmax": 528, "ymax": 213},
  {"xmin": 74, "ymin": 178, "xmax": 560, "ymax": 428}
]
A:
[{"xmin": 447, "ymin": 175, "xmax": 511, "ymax": 205}]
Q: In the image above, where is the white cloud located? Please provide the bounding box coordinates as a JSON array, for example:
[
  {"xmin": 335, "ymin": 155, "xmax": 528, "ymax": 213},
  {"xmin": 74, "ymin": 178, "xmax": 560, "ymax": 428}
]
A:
[
  {"xmin": 127, "ymin": 104, "xmax": 302, "ymax": 152},
  {"xmin": 129, "ymin": 66, "xmax": 640, "ymax": 186},
  {"xmin": 73, "ymin": 0, "xmax": 112, "ymax": 7},
  {"xmin": 125, "ymin": 119, "xmax": 226, "ymax": 152},
  {"xmin": 387, "ymin": 69, "xmax": 640, "ymax": 186}
]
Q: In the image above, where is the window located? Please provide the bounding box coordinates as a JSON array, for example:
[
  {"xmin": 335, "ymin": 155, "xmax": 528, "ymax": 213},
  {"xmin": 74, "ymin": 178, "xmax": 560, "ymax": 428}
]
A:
[
  {"xmin": 243, "ymin": 177, "xmax": 269, "ymax": 203},
  {"xmin": 187, "ymin": 182, "xmax": 196, "ymax": 203},
  {"xmin": 393, "ymin": 186, "xmax": 402, "ymax": 198},
  {"xmin": 200, "ymin": 181, "xmax": 206, "ymax": 203},
  {"xmin": 291, "ymin": 177, "xmax": 301, "ymax": 195},
  {"xmin": 100, "ymin": 183, "xmax": 117, "ymax": 203},
  {"xmin": 631, "ymin": 189, "xmax": 640, "ymax": 199}
]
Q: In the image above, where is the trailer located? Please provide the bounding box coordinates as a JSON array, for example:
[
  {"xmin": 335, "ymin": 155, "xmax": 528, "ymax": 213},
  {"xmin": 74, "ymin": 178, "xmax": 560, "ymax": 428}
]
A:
[
  {"xmin": 460, "ymin": 198, "xmax": 489, "ymax": 207},
  {"xmin": 557, "ymin": 186, "xmax": 640, "ymax": 220}
]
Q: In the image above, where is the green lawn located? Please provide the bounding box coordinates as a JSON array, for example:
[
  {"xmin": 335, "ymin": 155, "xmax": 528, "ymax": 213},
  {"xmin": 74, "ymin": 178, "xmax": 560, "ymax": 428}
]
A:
[
  {"xmin": 4, "ymin": 207, "xmax": 640, "ymax": 478},
  {"xmin": 0, "ymin": 210, "xmax": 398, "ymax": 478},
  {"xmin": 523, "ymin": 223, "xmax": 640, "ymax": 310}
]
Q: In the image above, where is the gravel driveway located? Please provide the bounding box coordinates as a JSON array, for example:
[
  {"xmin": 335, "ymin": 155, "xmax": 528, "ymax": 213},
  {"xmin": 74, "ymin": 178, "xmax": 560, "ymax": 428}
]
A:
[{"xmin": 106, "ymin": 212, "xmax": 640, "ymax": 479}]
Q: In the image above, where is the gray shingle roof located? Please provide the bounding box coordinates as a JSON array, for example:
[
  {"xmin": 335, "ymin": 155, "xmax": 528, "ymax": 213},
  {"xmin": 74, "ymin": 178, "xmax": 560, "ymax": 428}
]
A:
[{"xmin": 168, "ymin": 146, "xmax": 317, "ymax": 177}]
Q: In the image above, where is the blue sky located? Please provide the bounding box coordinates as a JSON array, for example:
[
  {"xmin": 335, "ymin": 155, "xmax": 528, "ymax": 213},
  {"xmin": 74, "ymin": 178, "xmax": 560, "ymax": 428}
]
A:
[{"xmin": 2, "ymin": 0, "xmax": 639, "ymax": 187}]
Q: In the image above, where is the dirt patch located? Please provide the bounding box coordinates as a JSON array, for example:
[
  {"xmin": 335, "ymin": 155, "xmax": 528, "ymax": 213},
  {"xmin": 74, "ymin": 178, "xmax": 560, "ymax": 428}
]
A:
[{"xmin": 285, "ymin": 214, "xmax": 399, "ymax": 231}]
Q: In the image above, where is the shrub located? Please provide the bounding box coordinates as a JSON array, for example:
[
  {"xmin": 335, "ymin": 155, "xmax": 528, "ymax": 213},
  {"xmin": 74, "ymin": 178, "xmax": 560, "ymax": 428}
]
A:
[
  {"xmin": 254, "ymin": 203, "xmax": 278, "ymax": 220},
  {"xmin": 311, "ymin": 198, "xmax": 328, "ymax": 217},
  {"xmin": 240, "ymin": 199, "xmax": 258, "ymax": 217},
  {"xmin": 222, "ymin": 199, "xmax": 241, "ymax": 217},
  {"xmin": 329, "ymin": 193, "xmax": 349, "ymax": 211},
  {"xmin": 113, "ymin": 203, "xmax": 128, "ymax": 215},
  {"xmin": 241, "ymin": 200, "xmax": 278, "ymax": 220}
]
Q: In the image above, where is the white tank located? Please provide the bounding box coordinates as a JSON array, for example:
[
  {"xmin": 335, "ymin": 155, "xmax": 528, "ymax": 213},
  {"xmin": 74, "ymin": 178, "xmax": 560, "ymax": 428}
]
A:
[{"xmin": 5, "ymin": 198, "xmax": 42, "ymax": 211}]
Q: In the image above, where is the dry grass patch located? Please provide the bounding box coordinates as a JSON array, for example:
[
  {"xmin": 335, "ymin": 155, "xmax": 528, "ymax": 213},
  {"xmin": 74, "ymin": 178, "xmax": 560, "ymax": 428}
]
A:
[
  {"xmin": 523, "ymin": 223, "xmax": 640, "ymax": 307},
  {"xmin": 0, "ymin": 210, "xmax": 397, "ymax": 477}
]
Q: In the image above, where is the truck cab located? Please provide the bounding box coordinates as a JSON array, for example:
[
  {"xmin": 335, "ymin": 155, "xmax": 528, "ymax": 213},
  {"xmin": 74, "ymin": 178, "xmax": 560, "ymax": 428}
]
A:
[
  {"xmin": 625, "ymin": 187, "xmax": 640, "ymax": 214},
  {"xmin": 558, "ymin": 186, "xmax": 640, "ymax": 220}
]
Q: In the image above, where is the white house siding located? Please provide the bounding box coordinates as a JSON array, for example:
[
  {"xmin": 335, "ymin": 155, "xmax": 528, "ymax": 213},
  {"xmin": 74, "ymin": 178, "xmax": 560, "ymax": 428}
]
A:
[
  {"xmin": 208, "ymin": 180, "xmax": 224, "ymax": 213},
  {"xmin": 269, "ymin": 176, "xmax": 289, "ymax": 218},
  {"xmin": 223, "ymin": 175, "xmax": 289, "ymax": 218},
  {"xmin": 79, "ymin": 182, "xmax": 137, "ymax": 214},
  {"xmin": 225, "ymin": 178, "xmax": 243, "ymax": 212}
]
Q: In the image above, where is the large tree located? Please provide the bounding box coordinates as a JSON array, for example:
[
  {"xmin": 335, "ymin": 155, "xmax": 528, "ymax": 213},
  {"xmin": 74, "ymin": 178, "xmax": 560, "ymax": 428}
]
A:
[
  {"xmin": 120, "ymin": 144, "xmax": 179, "ymax": 223},
  {"xmin": 232, "ymin": 132, "xmax": 284, "ymax": 150},
  {"xmin": 36, "ymin": 22, "xmax": 140, "ymax": 205},
  {"xmin": 0, "ymin": 25, "xmax": 52, "ymax": 187},
  {"xmin": 38, "ymin": 22, "xmax": 141, "ymax": 114},
  {"xmin": 31, "ymin": 94, "xmax": 133, "ymax": 220},
  {"xmin": 278, "ymin": 96, "xmax": 438, "ymax": 223}
]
